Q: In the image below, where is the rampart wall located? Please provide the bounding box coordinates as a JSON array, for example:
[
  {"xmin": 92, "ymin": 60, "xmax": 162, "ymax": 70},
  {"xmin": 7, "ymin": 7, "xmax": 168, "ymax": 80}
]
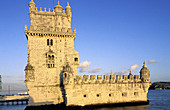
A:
[{"xmin": 64, "ymin": 74, "xmax": 150, "ymax": 106}]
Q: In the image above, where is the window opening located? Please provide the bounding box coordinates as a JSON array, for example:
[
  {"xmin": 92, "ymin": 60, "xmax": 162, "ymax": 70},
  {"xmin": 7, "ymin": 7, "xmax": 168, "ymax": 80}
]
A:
[
  {"xmin": 74, "ymin": 58, "xmax": 78, "ymax": 62},
  {"xmin": 51, "ymin": 39, "xmax": 53, "ymax": 46},
  {"xmin": 47, "ymin": 39, "xmax": 49, "ymax": 45}
]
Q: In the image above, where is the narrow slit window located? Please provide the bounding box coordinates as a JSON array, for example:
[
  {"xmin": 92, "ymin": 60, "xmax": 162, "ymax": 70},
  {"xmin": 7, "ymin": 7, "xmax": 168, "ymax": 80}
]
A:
[
  {"xmin": 48, "ymin": 55, "xmax": 51, "ymax": 60},
  {"xmin": 47, "ymin": 39, "xmax": 49, "ymax": 45},
  {"xmin": 51, "ymin": 39, "xmax": 53, "ymax": 46}
]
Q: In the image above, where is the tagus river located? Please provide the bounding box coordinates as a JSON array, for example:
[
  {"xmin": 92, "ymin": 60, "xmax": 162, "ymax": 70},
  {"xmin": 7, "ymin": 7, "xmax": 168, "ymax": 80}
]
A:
[{"xmin": 0, "ymin": 90, "xmax": 170, "ymax": 110}]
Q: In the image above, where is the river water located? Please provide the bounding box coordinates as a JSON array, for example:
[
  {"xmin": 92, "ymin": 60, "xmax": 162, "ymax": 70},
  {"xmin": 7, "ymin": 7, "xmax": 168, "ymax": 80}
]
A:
[{"xmin": 0, "ymin": 90, "xmax": 170, "ymax": 110}]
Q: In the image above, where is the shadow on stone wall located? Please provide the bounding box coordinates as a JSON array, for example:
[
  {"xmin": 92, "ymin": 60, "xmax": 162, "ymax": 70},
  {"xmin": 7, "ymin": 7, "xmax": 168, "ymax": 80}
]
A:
[{"xmin": 24, "ymin": 96, "xmax": 66, "ymax": 110}]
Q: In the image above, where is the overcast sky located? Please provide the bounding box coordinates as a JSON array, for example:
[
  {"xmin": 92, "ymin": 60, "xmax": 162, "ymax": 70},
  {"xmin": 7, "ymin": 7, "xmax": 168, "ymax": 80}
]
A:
[{"xmin": 0, "ymin": 0, "xmax": 170, "ymax": 91}]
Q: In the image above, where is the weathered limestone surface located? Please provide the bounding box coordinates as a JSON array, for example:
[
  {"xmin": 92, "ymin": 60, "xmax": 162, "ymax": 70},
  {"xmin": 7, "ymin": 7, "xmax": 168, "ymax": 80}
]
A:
[
  {"xmin": 64, "ymin": 73, "xmax": 150, "ymax": 106},
  {"xmin": 25, "ymin": 0, "xmax": 151, "ymax": 107},
  {"xmin": 25, "ymin": 0, "xmax": 79, "ymax": 106}
]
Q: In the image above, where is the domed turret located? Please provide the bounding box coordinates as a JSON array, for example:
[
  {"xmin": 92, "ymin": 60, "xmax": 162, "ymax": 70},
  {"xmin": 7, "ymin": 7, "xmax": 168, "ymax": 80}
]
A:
[
  {"xmin": 129, "ymin": 70, "xmax": 133, "ymax": 75},
  {"xmin": 25, "ymin": 64, "xmax": 35, "ymax": 81},
  {"xmin": 65, "ymin": 2, "xmax": 72, "ymax": 17},
  {"xmin": 128, "ymin": 70, "xmax": 133, "ymax": 80},
  {"xmin": 54, "ymin": 1, "xmax": 63, "ymax": 13},
  {"xmin": 62, "ymin": 63, "xmax": 74, "ymax": 84},
  {"xmin": 29, "ymin": 0, "xmax": 36, "ymax": 13},
  {"xmin": 140, "ymin": 61, "xmax": 150, "ymax": 82}
]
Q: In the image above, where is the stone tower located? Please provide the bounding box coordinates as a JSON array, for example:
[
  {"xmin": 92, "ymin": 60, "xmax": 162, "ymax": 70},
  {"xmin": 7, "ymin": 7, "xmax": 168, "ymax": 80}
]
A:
[
  {"xmin": 140, "ymin": 61, "xmax": 150, "ymax": 82},
  {"xmin": 24, "ymin": 0, "xmax": 79, "ymax": 106}
]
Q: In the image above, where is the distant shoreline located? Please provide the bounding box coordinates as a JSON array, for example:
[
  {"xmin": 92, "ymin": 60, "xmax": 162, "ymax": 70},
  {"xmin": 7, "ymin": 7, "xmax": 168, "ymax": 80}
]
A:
[{"xmin": 149, "ymin": 82, "xmax": 170, "ymax": 90}]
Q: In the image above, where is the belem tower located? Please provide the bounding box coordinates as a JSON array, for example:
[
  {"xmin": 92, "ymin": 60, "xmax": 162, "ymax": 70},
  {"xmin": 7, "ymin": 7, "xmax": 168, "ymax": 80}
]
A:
[{"xmin": 24, "ymin": 0, "xmax": 151, "ymax": 107}]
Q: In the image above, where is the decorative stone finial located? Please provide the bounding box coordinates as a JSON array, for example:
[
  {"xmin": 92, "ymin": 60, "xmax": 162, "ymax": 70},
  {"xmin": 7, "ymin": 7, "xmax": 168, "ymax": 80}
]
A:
[
  {"xmin": 66, "ymin": 2, "xmax": 71, "ymax": 9},
  {"xmin": 29, "ymin": 0, "xmax": 35, "ymax": 4},
  {"xmin": 143, "ymin": 60, "xmax": 147, "ymax": 68},
  {"xmin": 129, "ymin": 70, "xmax": 132, "ymax": 75},
  {"xmin": 110, "ymin": 70, "xmax": 113, "ymax": 75},
  {"xmin": 25, "ymin": 25, "xmax": 28, "ymax": 31},
  {"xmin": 58, "ymin": 1, "xmax": 60, "ymax": 5},
  {"xmin": 74, "ymin": 28, "xmax": 76, "ymax": 33}
]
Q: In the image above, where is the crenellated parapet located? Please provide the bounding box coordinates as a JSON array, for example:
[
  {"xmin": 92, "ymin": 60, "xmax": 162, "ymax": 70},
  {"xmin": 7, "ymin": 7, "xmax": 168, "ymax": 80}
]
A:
[
  {"xmin": 64, "ymin": 74, "xmax": 141, "ymax": 85},
  {"xmin": 26, "ymin": 0, "xmax": 75, "ymax": 39}
]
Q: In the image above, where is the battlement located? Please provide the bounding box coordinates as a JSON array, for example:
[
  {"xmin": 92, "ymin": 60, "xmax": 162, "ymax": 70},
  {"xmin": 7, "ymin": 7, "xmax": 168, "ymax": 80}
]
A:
[
  {"xmin": 35, "ymin": 7, "xmax": 54, "ymax": 13},
  {"xmin": 31, "ymin": 7, "xmax": 69, "ymax": 16},
  {"xmin": 65, "ymin": 74, "xmax": 141, "ymax": 85},
  {"xmin": 27, "ymin": 1, "xmax": 73, "ymax": 36}
]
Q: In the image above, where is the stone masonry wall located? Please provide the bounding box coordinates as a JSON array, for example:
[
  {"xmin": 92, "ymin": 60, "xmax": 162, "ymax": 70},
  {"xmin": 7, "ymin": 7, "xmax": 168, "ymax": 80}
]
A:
[{"xmin": 64, "ymin": 75, "xmax": 150, "ymax": 106}]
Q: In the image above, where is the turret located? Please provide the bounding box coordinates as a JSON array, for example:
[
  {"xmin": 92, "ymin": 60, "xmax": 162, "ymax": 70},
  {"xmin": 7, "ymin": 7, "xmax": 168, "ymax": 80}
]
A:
[
  {"xmin": 65, "ymin": 2, "xmax": 72, "ymax": 17},
  {"xmin": 128, "ymin": 70, "xmax": 133, "ymax": 80},
  {"xmin": 29, "ymin": 0, "xmax": 36, "ymax": 13},
  {"xmin": 62, "ymin": 63, "xmax": 74, "ymax": 84},
  {"xmin": 25, "ymin": 64, "xmax": 34, "ymax": 82},
  {"xmin": 54, "ymin": 1, "xmax": 63, "ymax": 13},
  {"xmin": 140, "ymin": 61, "xmax": 150, "ymax": 82}
]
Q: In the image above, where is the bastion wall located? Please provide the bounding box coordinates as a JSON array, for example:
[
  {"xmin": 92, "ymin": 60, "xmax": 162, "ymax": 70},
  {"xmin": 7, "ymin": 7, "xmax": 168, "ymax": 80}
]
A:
[{"xmin": 64, "ymin": 75, "xmax": 150, "ymax": 106}]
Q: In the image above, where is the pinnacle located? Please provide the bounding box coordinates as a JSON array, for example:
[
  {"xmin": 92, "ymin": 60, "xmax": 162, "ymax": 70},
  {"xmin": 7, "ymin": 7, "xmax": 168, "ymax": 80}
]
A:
[
  {"xmin": 143, "ymin": 60, "xmax": 147, "ymax": 67},
  {"xmin": 129, "ymin": 70, "xmax": 132, "ymax": 75},
  {"xmin": 66, "ymin": 2, "xmax": 71, "ymax": 8},
  {"xmin": 110, "ymin": 70, "xmax": 113, "ymax": 75},
  {"xmin": 58, "ymin": 1, "xmax": 60, "ymax": 5},
  {"xmin": 29, "ymin": 0, "xmax": 35, "ymax": 4},
  {"xmin": 67, "ymin": 2, "xmax": 69, "ymax": 6}
]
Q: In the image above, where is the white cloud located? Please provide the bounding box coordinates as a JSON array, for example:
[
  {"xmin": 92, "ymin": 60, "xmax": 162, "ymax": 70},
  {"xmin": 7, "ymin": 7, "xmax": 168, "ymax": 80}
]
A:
[
  {"xmin": 78, "ymin": 61, "xmax": 102, "ymax": 73},
  {"xmin": 130, "ymin": 64, "xmax": 140, "ymax": 71},
  {"xmin": 114, "ymin": 64, "xmax": 140, "ymax": 75},
  {"xmin": 79, "ymin": 61, "xmax": 91, "ymax": 73},
  {"xmin": 114, "ymin": 70, "xmax": 130, "ymax": 75},
  {"xmin": 88, "ymin": 68, "xmax": 102, "ymax": 73},
  {"xmin": 79, "ymin": 61, "xmax": 91, "ymax": 68},
  {"xmin": 148, "ymin": 60, "xmax": 157, "ymax": 64}
]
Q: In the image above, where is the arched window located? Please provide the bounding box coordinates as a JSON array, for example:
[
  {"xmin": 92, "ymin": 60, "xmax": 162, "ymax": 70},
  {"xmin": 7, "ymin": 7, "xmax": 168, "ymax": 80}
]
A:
[
  {"xmin": 74, "ymin": 58, "xmax": 78, "ymax": 62},
  {"xmin": 51, "ymin": 39, "xmax": 53, "ymax": 46},
  {"xmin": 52, "ymin": 55, "xmax": 54, "ymax": 60},
  {"xmin": 47, "ymin": 54, "xmax": 55, "ymax": 68},
  {"xmin": 47, "ymin": 39, "xmax": 49, "ymax": 45},
  {"xmin": 48, "ymin": 55, "xmax": 51, "ymax": 60},
  {"xmin": 47, "ymin": 39, "xmax": 53, "ymax": 46},
  {"xmin": 48, "ymin": 64, "xmax": 50, "ymax": 68},
  {"xmin": 65, "ymin": 73, "xmax": 67, "ymax": 78}
]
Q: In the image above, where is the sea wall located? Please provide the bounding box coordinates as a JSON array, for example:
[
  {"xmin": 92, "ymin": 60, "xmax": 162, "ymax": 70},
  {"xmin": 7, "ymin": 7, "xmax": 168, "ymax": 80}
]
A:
[{"xmin": 64, "ymin": 75, "xmax": 150, "ymax": 106}]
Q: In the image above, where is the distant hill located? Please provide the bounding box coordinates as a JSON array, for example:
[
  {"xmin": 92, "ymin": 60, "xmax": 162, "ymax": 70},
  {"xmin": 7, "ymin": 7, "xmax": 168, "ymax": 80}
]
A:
[{"xmin": 149, "ymin": 82, "xmax": 170, "ymax": 90}]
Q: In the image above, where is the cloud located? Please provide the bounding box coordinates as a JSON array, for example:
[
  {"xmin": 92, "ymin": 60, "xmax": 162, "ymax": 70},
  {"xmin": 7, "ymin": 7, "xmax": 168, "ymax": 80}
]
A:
[
  {"xmin": 114, "ymin": 64, "xmax": 140, "ymax": 75},
  {"xmin": 78, "ymin": 61, "xmax": 102, "ymax": 73},
  {"xmin": 114, "ymin": 70, "xmax": 130, "ymax": 75},
  {"xmin": 130, "ymin": 64, "xmax": 140, "ymax": 71},
  {"xmin": 148, "ymin": 60, "xmax": 157, "ymax": 64},
  {"xmin": 88, "ymin": 68, "xmax": 102, "ymax": 73},
  {"xmin": 79, "ymin": 61, "xmax": 91, "ymax": 73},
  {"xmin": 79, "ymin": 61, "xmax": 91, "ymax": 68}
]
